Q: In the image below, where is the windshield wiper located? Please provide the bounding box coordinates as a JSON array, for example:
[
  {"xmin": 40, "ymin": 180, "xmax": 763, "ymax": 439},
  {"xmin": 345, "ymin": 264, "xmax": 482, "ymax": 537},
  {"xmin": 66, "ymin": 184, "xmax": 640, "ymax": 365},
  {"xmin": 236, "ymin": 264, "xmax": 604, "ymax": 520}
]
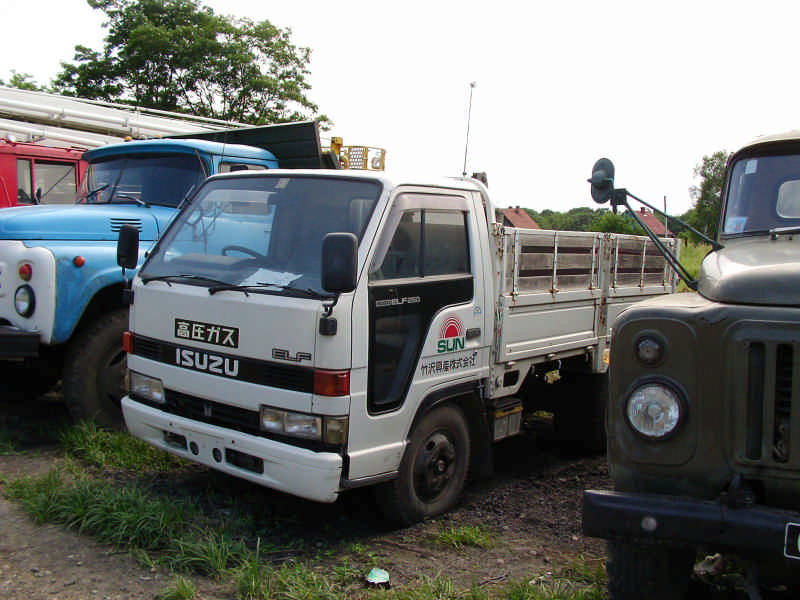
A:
[
  {"xmin": 208, "ymin": 282, "xmax": 333, "ymax": 300},
  {"xmin": 769, "ymin": 225, "xmax": 800, "ymax": 239},
  {"xmin": 141, "ymin": 274, "xmax": 232, "ymax": 287},
  {"xmin": 111, "ymin": 193, "xmax": 149, "ymax": 207},
  {"xmin": 84, "ymin": 183, "xmax": 109, "ymax": 201}
]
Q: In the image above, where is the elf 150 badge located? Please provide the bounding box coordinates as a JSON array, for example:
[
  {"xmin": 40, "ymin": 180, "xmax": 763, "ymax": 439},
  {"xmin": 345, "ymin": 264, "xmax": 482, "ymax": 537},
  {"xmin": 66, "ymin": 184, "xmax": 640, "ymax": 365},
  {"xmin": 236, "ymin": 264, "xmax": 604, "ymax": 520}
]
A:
[{"xmin": 437, "ymin": 316, "xmax": 465, "ymax": 353}]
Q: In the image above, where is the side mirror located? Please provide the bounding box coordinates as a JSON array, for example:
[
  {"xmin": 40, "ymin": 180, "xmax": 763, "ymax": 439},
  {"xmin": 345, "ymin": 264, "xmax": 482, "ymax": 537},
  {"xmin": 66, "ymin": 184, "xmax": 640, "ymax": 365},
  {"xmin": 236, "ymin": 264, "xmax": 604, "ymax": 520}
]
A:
[
  {"xmin": 117, "ymin": 224, "xmax": 140, "ymax": 269},
  {"xmin": 588, "ymin": 158, "xmax": 615, "ymax": 204},
  {"xmin": 321, "ymin": 232, "xmax": 358, "ymax": 294}
]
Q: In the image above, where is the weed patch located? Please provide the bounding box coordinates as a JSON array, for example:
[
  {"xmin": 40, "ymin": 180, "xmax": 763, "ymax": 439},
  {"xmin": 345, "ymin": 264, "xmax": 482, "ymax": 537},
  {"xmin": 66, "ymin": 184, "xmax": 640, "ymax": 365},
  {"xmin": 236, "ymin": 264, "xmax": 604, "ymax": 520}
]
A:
[
  {"xmin": 157, "ymin": 574, "xmax": 197, "ymax": 600},
  {"xmin": 60, "ymin": 421, "xmax": 185, "ymax": 472},
  {"xmin": 433, "ymin": 524, "xmax": 495, "ymax": 550}
]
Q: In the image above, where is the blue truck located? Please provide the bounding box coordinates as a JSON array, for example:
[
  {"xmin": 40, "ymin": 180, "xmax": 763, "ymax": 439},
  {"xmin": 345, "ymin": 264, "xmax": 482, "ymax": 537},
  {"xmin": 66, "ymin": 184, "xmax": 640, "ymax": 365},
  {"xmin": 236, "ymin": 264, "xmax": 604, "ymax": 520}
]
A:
[{"xmin": 0, "ymin": 122, "xmax": 331, "ymax": 427}]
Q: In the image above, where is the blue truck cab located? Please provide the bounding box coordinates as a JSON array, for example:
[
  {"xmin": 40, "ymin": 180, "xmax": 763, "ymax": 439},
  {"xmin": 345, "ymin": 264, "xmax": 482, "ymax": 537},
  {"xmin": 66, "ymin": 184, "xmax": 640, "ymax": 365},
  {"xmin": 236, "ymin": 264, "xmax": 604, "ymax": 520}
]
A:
[{"xmin": 0, "ymin": 123, "xmax": 328, "ymax": 427}]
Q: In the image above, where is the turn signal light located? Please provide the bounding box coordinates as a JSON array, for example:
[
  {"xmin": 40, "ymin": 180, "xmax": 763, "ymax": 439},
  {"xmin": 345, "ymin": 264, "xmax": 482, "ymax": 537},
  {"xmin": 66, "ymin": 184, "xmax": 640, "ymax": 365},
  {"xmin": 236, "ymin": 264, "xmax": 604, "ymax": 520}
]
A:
[
  {"xmin": 18, "ymin": 263, "xmax": 32, "ymax": 281},
  {"xmin": 122, "ymin": 331, "xmax": 134, "ymax": 354},
  {"xmin": 313, "ymin": 369, "xmax": 350, "ymax": 396}
]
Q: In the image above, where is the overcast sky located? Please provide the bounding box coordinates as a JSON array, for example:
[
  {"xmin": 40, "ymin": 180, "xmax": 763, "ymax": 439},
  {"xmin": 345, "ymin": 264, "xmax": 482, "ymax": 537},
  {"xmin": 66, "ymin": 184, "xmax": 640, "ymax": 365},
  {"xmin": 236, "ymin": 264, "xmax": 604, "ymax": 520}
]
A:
[{"xmin": 4, "ymin": 0, "xmax": 800, "ymax": 215}]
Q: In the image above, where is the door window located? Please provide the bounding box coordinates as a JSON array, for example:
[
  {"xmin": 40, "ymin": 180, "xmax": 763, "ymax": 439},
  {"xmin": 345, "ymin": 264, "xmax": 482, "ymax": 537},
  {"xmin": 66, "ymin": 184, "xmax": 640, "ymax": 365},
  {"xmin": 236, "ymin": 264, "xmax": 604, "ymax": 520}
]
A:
[
  {"xmin": 371, "ymin": 209, "xmax": 470, "ymax": 280},
  {"xmin": 16, "ymin": 159, "xmax": 33, "ymax": 203},
  {"xmin": 34, "ymin": 161, "xmax": 78, "ymax": 204}
]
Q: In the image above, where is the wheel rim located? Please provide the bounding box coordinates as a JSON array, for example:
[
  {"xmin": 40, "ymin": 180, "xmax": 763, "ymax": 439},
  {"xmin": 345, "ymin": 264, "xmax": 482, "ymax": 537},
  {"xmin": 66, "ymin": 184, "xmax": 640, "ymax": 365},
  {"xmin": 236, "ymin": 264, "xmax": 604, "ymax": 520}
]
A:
[
  {"xmin": 98, "ymin": 344, "xmax": 126, "ymax": 410},
  {"xmin": 412, "ymin": 430, "xmax": 458, "ymax": 502}
]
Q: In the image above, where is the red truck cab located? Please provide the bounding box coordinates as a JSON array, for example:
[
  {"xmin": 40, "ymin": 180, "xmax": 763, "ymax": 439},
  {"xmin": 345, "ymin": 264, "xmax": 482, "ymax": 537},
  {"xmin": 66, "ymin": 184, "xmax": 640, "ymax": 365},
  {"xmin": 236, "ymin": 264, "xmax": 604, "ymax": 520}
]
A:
[{"xmin": 0, "ymin": 139, "xmax": 87, "ymax": 207}]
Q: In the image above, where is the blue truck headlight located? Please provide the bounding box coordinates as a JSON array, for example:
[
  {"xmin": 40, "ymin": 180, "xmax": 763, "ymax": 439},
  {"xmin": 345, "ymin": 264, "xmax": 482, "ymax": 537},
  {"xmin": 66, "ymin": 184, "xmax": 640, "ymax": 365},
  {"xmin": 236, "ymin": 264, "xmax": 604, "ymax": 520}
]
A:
[
  {"xmin": 626, "ymin": 381, "xmax": 683, "ymax": 439},
  {"xmin": 14, "ymin": 285, "xmax": 35, "ymax": 317},
  {"xmin": 129, "ymin": 371, "xmax": 165, "ymax": 404}
]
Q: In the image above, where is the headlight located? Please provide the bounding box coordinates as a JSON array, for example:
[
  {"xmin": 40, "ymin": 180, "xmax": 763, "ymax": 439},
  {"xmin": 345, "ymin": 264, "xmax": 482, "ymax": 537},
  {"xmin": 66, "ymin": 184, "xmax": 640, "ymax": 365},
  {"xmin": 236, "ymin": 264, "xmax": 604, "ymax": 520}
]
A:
[
  {"xmin": 635, "ymin": 335, "xmax": 664, "ymax": 366},
  {"xmin": 260, "ymin": 406, "xmax": 348, "ymax": 445},
  {"xmin": 626, "ymin": 382, "xmax": 683, "ymax": 439},
  {"xmin": 14, "ymin": 285, "xmax": 35, "ymax": 317},
  {"xmin": 285, "ymin": 412, "xmax": 322, "ymax": 439},
  {"xmin": 129, "ymin": 371, "xmax": 165, "ymax": 404}
]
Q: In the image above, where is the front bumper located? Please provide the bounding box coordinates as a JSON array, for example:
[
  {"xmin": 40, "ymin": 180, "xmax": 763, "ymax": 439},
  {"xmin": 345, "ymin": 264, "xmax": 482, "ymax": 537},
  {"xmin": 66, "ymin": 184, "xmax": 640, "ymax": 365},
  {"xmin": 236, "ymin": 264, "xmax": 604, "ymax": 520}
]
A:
[
  {"xmin": 122, "ymin": 397, "xmax": 343, "ymax": 503},
  {"xmin": 0, "ymin": 325, "xmax": 40, "ymax": 358},
  {"xmin": 583, "ymin": 489, "xmax": 800, "ymax": 560}
]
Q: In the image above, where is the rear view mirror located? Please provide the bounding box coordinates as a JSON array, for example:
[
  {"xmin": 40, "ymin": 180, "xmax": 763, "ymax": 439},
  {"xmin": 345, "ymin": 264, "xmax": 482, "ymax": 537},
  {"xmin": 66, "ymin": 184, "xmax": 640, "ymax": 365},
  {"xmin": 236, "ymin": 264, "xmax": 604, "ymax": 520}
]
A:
[
  {"xmin": 588, "ymin": 158, "xmax": 615, "ymax": 204},
  {"xmin": 117, "ymin": 224, "xmax": 140, "ymax": 270},
  {"xmin": 322, "ymin": 233, "xmax": 358, "ymax": 293}
]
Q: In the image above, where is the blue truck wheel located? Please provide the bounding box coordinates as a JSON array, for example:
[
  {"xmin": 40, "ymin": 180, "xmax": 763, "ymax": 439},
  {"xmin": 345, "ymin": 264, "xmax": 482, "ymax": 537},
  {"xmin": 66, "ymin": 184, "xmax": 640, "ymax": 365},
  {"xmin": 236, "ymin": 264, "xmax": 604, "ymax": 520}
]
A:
[{"xmin": 62, "ymin": 308, "xmax": 128, "ymax": 429}]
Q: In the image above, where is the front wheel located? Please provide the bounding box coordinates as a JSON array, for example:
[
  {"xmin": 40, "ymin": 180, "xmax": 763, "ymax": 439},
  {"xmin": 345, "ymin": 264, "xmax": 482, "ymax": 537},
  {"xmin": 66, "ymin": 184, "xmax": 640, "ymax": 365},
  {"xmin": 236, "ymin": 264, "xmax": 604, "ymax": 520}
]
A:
[
  {"xmin": 606, "ymin": 540, "xmax": 694, "ymax": 600},
  {"xmin": 62, "ymin": 309, "xmax": 128, "ymax": 430},
  {"xmin": 376, "ymin": 404, "xmax": 470, "ymax": 525}
]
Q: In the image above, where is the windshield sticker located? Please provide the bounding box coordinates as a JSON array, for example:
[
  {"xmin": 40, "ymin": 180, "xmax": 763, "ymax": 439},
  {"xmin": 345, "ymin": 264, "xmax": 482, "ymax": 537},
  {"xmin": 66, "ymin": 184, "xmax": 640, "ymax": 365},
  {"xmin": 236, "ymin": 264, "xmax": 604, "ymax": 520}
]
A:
[
  {"xmin": 276, "ymin": 178, "xmax": 290, "ymax": 189},
  {"xmin": 239, "ymin": 268, "xmax": 302, "ymax": 288},
  {"xmin": 745, "ymin": 159, "xmax": 758, "ymax": 175},
  {"xmin": 420, "ymin": 351, "xmax": 478, "ymax": 376},
  {"xmin": 175, "ymin": 318, "xmax": 239, "ymax": 348},
  {"xmin": 725, "ymin": 217, "xmax": 748, "ymax": 234}
]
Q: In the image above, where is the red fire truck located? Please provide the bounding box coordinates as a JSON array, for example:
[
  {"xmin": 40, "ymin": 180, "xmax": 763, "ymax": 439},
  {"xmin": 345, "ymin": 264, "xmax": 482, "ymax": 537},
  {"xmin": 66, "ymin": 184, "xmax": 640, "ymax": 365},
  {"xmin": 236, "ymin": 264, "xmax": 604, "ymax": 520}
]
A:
[{"xmin": 0, "ymin": 139, "xmax": 87, "ymax": 207}]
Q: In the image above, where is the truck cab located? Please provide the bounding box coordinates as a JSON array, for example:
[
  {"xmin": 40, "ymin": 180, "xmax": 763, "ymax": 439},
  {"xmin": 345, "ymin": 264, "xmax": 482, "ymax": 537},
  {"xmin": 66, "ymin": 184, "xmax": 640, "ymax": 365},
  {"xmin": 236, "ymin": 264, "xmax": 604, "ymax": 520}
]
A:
[
  {"xmin": 0, "ymin": 137, "xmax": 278, "ymax": 427},
  {"xmin": 583, "ymin": 132, "xmax": 800, "ymax": 598},
  {"xmin": 0, "ymin": 139, "xmax": 87, "ymax": 207}
]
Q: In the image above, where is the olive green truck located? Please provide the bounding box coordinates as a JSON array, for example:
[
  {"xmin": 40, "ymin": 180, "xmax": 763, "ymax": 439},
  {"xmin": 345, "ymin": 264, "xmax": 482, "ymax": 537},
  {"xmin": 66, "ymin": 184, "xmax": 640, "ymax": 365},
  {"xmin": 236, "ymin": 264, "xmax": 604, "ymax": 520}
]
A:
[{"xmin": 583, "ymin": 132, "xmax": 800, "ymax": 599}]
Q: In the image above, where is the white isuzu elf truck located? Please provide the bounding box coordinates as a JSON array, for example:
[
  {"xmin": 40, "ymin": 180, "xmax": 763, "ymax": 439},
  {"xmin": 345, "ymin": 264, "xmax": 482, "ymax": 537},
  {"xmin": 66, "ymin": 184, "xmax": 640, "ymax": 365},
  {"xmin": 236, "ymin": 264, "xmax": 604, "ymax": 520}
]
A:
[{"xmin": 116, "ymin": 170, "xmax": 678, "ymax": 523}]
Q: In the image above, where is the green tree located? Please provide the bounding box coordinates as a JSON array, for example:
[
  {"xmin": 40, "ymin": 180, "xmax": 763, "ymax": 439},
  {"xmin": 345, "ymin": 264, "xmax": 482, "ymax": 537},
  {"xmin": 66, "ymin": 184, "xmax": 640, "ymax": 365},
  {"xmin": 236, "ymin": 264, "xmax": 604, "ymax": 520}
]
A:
[
  {"xmin": 688, "ymin": 150, "xmax": 730, "ymax": 239},
  {"xmin": 0, "ymin": 71, "xmax": 45, "ymax": 91},
  {"xmin": 53, "ymin": 0, "xmax": 326, "ymax": 125},
  {"xmin": 590, "ymin": 209, "xmax": 645, "ymax": 235}
]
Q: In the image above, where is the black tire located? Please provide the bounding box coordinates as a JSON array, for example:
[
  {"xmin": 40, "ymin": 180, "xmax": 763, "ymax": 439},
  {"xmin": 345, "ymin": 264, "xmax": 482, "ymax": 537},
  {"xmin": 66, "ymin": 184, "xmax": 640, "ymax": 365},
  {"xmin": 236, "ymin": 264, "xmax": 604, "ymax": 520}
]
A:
[
  {"xmin": 62, "ymin": 308, "xmax": 128, "ymax": 430},
  {"xmin": 376, "ymin": 404, "xmax": 470, "ymax": 525},
  {"xmin": 607, "ymin": 540, "xmax": 694, "ymax": 600}
]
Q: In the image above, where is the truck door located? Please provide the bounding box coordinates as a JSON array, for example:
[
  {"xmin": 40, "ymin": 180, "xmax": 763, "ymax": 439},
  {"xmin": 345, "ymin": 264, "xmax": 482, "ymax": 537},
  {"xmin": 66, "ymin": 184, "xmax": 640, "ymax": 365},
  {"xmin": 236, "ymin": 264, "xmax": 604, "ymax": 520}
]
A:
[{"xmin": 366, "ymin": 192, "xmax": 477, "ymax": 414}]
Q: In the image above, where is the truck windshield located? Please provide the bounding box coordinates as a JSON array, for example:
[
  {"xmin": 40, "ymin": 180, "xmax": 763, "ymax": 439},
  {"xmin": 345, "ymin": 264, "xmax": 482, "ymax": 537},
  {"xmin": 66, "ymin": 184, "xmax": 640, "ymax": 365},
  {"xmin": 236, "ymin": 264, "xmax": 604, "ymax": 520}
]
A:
[
  {"xmin": 140, "ymin": 175, "xmax": 382, "ymax": 294},
  {"xmin": 723, "ymin": 153, "xmax": 800, "ymax": 236},
  {"xmin": 76, "ymin": 153, "xmax": 205, "ymax": 208}
]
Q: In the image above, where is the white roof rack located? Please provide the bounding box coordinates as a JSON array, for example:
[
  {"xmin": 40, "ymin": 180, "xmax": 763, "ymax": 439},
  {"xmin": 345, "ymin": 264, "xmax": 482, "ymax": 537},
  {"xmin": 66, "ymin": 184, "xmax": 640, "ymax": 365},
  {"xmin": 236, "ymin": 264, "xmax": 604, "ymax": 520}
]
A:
[{"xmin": 0, "ymin": 86, "xmax": 245, "ymax": 148}]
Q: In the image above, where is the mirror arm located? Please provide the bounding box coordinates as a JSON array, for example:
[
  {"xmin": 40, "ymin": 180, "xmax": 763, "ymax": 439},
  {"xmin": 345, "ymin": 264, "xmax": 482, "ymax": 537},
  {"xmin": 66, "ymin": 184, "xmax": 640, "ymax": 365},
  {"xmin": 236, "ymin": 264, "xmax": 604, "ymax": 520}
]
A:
[
  {"xmin": 615, "ymin": 190, "xmax": 698, "ymax": 291},
  {"xmin": 625, "ymin": 190, "xmax": 723, "ymax": 251},
  {"xmin": 322, "ymin": 294, "xmax": 340, "ymax": 317}
]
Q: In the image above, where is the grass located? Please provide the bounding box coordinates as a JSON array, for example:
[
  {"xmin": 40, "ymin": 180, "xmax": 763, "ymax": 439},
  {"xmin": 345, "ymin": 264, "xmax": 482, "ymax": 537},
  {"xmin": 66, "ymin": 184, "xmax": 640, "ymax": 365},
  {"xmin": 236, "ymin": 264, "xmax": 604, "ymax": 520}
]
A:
[
  {"xmin": 677, "ymin": 241, "xmax": 711, "ymax": 291},
  {"xmin": 0, "ymin": 422, "xmax": 608, "ymax": 600},
  {"xmin": 433, "ymin": 524, "xmax": 495, "ymax": 550},
  {"xmin": 59, "ymin": 421, "xmax": 186, "ymax": 472},
  {"xmin": 157, "ymin": 574, "xmax": 197, "ymax": 600}
]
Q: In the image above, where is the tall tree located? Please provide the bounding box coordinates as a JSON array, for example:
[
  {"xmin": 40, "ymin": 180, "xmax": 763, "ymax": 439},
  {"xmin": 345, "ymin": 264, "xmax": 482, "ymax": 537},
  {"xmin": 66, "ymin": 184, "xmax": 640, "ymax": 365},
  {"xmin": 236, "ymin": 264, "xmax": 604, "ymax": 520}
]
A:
[
  {"xmin": 0, "ymin": 71, "xmax": 45, "ymax": 91},
  {"xmin": 688, "ymin": 150, "xmax": 730, "ymax": 239},
  {"xmin": 53, "ymin": 0, "xmax": 326, "ymax": 125}
]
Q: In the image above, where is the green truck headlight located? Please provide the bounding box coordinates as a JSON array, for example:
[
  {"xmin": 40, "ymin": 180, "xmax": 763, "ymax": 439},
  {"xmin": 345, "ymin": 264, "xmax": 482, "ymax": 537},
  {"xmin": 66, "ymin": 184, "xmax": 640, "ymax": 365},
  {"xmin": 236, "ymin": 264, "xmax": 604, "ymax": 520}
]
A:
[
  {"xmin": 129, "ymin": 371, "xmax": 165, "ymax": 404},
  {"xmin": 635, "ymin": 335, "xmax": 664, "ymax": 366},
  {"xmin": 626, "ymin": 382, "xmax": 683, "ymax": 439}
]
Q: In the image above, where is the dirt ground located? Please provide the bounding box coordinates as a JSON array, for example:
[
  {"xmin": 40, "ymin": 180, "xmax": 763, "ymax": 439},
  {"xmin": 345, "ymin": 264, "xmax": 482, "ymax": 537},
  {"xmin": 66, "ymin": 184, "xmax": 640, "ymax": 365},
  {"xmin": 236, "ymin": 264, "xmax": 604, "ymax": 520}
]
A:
[{"xmin": 0, "ymin": 384, "xmax": 610, "ymax": 599}]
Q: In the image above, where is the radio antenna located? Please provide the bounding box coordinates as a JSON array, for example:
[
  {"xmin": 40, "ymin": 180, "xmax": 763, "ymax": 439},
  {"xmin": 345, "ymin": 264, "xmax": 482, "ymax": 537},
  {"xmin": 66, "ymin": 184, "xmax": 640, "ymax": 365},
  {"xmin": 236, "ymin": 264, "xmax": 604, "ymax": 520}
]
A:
[{"xmin": 462, "ymin": 82, "xmax": 476, "ymax": 177}]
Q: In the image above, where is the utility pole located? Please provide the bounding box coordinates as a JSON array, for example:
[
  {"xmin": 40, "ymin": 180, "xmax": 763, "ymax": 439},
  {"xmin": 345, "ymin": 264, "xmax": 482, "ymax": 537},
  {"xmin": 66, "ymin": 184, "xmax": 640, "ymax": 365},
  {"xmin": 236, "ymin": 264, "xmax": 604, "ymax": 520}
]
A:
[{"xmin": 462, "ymin": 82, "xmax": 476, "ymax": 177}]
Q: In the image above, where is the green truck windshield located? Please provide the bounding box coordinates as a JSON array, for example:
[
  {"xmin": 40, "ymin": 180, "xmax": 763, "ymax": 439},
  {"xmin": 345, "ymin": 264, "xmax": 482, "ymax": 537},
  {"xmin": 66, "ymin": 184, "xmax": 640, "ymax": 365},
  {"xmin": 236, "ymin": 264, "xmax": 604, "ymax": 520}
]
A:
[
  {"xmin": 723, "ymin": 154, "xmax": 800, "ymax": 235},
  {"xmin": 140, "ymin": 175, "xmax": 381, "ymax": 295}
]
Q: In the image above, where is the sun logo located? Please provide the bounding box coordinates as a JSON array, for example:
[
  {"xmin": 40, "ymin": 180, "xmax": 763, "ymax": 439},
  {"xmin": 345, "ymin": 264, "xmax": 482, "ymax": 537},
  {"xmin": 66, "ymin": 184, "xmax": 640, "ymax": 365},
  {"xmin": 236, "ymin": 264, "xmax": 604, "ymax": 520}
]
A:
[{"xmin": 437, "ymin": 316, "xmax": 465, "ymax": 353}]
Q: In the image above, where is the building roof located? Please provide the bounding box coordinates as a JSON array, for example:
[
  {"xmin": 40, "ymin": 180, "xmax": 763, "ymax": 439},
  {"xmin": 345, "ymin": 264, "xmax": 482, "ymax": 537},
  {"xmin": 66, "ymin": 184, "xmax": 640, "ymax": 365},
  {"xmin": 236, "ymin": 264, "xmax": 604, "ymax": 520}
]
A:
[
  {"xmin": 500, "ymin": 206, "xmax": 540, "ymax": 229},
  {"xmin": 636, "ymin": 207, "xmax": 673, "ymax": 236}
]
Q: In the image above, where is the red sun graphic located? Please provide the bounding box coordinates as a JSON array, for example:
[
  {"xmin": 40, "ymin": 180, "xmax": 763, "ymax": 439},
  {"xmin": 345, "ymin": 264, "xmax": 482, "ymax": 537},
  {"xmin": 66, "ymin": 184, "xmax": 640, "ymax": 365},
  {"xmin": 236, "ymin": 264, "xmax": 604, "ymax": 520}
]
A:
[{"xmin": 440, "ymin": 316, "xmax": 465, "ymax": 339}]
